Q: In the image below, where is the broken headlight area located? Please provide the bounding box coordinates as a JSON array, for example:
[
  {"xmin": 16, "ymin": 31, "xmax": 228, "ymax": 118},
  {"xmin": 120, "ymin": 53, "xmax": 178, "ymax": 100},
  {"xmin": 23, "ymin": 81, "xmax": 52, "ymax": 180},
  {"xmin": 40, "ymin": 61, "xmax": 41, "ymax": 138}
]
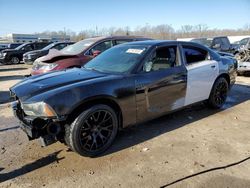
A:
[
  {"xmin": 12, "ymin": 100, "xmax": 65, "ymax": 146},
  {"xmin": 22, "ymin": 102, "xmax": 57, "ymax": 117}
]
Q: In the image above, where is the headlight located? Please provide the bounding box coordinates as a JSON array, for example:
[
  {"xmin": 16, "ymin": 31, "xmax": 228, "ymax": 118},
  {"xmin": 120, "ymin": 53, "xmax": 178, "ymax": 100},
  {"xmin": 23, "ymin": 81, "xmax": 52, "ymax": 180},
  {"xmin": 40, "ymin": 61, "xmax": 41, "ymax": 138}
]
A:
[
  {"xmin": 2, "ymin": 52, "xmax": 7, "ymax": 57},
  {"xmin": 22, "ymin": 101, "xmax": 57, "ymax": 117},
  {"xmin": 37, "ymin": 63, "xmax": 58, "ymax": 70},
  {"xmin": 27, "ymin": 54, "xmax": 33, "ymax": 59}
]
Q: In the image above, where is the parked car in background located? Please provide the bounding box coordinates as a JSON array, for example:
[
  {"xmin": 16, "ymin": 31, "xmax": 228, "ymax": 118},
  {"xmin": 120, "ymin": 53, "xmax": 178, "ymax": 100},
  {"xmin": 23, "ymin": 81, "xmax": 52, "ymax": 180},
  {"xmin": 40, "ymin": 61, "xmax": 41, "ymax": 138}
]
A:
[
  {"xmin": 235, "ymin": 37, "xmax": 250, "ymax": 51},
  {"xmin": 0, "ymin": 44, "xmax": 8, "ymax": 51},
  {"xmin": 191, "ymin": 36, "xmax": 237, "ymax": 54},
  {"xmin": 234, "ymin": 38, "xmax": 250, "ymax": 76},
  {"xmin": 10, "ymin": 41, "xmax": 237, "ymax": 157},
  {"xmin": 8, "ymin": 43, "xmax": 23, "ymax": 49},
  {"xmin": 23, "ymin": 41, "xmax": 74, "ymax": 65},
  {"xmin": 0, "ymin": 41, "xmax": 52, "ymax": 64},
  {"xmin": 31, "ymin": 36, "xmax": 152, "ymax": 75},
  {"xmin": 0, "ymin": 43, "xmax": 23, "ymax": 53},
  {"xmin": 237, "ymin": 62, "xmax": 250, "ymax": 75}
]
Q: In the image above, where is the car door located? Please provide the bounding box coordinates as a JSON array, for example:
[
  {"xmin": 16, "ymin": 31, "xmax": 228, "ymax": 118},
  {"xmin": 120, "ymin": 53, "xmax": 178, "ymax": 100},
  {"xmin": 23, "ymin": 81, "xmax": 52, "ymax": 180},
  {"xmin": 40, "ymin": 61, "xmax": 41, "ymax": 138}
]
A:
[
  {"xmin": 181, "ymin": 45, "xmax": 219, "ymax": 106},
  {"xmin": 135, "ymin": 44, "xmax": 187, "ymax": 122}
]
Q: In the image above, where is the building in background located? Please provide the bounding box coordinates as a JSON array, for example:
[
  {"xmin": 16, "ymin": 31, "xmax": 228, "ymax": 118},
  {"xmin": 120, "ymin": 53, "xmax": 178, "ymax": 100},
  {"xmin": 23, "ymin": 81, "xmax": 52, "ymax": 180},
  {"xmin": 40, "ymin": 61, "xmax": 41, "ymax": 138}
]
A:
[{"xmin": 0, "ymin": 33, "xmax": 70, "ymax": 43}]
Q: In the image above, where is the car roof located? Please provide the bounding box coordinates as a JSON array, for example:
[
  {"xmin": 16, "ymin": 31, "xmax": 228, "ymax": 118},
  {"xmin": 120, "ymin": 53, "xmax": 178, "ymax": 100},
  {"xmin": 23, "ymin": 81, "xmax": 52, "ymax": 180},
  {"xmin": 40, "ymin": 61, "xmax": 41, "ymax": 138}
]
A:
[
  {"xmin": 52, "ymin": 41, "xmax": 74, "ymax": 44},
  {"xmin": 120, "ymin": 40, "xmax": 207, "ymax": 47},
  {"xmin": 121, "ymin": 40, "xmax": 176, "ymax": 46},
  {"xmin": 86, "ymin": 35, "xmax": 152, "ymax": 41}
]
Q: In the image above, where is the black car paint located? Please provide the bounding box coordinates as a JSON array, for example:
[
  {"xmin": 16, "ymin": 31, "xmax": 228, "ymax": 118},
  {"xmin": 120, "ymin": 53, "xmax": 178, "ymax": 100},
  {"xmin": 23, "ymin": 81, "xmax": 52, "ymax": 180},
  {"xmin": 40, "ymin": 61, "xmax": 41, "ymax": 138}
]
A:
[
  {"xmin": 23, "ymin": 42, "xmax": 74, "ymax": 64},
  {"xmin": 0, "ymin": 42, "xmax": 51, "ymax": 64},
  {"xmin": 10, "ymin": 41, "xmax": 236, "ymax": 143}
]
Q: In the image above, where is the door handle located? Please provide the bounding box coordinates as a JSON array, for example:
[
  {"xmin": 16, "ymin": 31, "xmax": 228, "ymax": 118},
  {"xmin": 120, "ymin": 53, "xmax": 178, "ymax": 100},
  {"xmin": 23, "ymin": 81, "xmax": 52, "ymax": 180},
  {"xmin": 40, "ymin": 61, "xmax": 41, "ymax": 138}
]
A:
[{"xmin": 211, "ymin": 65, "xmax": 216, "ymax": 68}]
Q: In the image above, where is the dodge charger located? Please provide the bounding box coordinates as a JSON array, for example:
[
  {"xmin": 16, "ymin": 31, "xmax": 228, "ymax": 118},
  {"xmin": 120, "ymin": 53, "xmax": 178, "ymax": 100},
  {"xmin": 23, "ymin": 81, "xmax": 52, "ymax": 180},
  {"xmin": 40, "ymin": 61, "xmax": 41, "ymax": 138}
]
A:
[{"xmin": 10, "ymin": 40, "xmax": 237, "ymax": 157}]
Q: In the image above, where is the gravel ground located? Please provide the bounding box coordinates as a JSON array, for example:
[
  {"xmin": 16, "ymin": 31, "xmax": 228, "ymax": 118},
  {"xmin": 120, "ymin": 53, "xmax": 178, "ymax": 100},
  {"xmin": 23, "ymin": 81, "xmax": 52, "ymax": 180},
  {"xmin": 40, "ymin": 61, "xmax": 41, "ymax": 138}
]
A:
[{"xmin": 0, "ymin": 64, "xmax": 250, "ymax": 188}]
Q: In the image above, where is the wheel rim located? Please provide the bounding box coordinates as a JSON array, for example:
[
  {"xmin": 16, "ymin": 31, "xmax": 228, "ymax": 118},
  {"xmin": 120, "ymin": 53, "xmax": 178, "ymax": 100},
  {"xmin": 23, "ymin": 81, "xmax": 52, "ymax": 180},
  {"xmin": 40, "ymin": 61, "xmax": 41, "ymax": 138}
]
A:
[
  {"xmin": 11, "ymin": 57, "xmax": 19, "ymax": 64},
  {"xmin": 79, "ymin": 110, "xmax": 114, "ymax": 152},
  {"xmin": 214, "ymin": 81, "xmax": 228, "ymax": 106}
]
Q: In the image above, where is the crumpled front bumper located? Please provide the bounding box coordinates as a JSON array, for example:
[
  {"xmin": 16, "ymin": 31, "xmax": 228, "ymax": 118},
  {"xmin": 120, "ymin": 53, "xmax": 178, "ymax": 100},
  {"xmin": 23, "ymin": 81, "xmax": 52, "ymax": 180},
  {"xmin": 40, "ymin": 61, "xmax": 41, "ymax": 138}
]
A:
[
  {"xmin": 11, "ymin": 100, "xmax": 62, "ymax": 146},
  {"xmin": 12, "ymin": 101, "xmax": 42, "ymax": 139}
]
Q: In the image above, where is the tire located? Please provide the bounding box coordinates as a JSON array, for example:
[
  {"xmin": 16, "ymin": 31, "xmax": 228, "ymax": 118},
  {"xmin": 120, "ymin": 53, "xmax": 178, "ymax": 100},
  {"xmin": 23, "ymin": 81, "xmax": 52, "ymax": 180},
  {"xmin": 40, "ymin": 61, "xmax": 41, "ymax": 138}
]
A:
[
  {"xmin": 208, "ymin": 77, "xmax": 229, "ymax": 109},
  {"xmin": 10, "ymin": 56, "xmax": 20, "ymax": 64},
  {"xmin": 65, "ymin": 104, "xmax": 118, "ymax": 157}
]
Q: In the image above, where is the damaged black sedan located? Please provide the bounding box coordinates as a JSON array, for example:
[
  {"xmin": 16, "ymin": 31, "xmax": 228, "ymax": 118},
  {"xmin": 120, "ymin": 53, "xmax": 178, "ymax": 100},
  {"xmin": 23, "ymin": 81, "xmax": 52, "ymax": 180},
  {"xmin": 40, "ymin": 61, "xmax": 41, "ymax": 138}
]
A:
[{"xmin": 10, "ymin": 41, "xmax": 237, "ymax": 157}]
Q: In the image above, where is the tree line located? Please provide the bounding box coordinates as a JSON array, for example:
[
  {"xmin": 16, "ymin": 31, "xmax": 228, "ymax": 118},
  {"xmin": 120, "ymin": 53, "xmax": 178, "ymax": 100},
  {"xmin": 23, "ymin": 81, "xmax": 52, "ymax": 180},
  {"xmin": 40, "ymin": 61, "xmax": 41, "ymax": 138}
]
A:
[{"xmin": 36, "ymin": 23, "xmax": 250, "ymax": 41}]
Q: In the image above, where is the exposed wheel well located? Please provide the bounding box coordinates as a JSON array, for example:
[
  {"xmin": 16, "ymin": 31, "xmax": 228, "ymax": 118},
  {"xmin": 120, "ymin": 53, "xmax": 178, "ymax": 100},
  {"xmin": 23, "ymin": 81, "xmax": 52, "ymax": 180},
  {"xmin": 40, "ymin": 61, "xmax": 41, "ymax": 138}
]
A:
[{"xmin": 66, "ymin": 97, "xmax": 123, "ymax": 129}]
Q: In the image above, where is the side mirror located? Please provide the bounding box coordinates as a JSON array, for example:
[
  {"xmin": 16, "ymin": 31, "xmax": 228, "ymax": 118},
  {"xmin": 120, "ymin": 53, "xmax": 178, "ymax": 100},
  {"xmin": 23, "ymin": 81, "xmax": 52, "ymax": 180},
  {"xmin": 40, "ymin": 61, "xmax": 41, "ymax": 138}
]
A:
[
  {"xmin": 92, "ymin": 50, "xmax": 101, "ymax": 57},
  {"xmin": 213, "ymin": 43, "xmax": 221, "ymax": 49},
  {"xmin": 21, "ymin": 47, "xmax": 25, "ymax": 51}
]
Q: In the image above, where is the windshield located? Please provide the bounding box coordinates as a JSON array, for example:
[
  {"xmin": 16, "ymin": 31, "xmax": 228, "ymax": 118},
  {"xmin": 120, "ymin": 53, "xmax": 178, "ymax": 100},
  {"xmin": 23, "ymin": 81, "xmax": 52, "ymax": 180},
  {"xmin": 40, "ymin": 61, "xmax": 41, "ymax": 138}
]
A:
[
  {"xmin": 42, "ymin": 43, "xmax": 56, "ymax": 50},
  {"xmin": 61, "ymin": 39, "xmax": 97, "ymax": 55},
  {"xmin": 15, "ymin": 43, "xmax": 27, "ymax": 50},
  {"xmin": 191, "ymin": 38, "xmax": 213, "ymax": 47},
  {"xmin": 84, "ymin": 44, "xmax": 148, "ymax": 73}
]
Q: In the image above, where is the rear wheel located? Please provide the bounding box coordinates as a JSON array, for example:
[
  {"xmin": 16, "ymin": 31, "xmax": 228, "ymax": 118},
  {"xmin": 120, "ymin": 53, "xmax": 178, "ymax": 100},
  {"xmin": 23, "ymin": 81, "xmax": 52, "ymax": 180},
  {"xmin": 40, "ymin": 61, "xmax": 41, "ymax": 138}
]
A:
[
  {"xmin": 65, "ymin": 104, "xmax": 118, "ymax": 157},
  {"xmin": 10, "ymin": 56, "xmax": 20, "ymax": 64},
  {"xmin": 208, "ymin": 77, "xmax": 229, "ymax": 109}
]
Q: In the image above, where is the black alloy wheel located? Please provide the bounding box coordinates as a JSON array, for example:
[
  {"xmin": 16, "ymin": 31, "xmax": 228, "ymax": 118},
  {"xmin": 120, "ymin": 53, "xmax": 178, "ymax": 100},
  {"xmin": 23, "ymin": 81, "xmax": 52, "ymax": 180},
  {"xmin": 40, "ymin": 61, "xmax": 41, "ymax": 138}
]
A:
[
  {"xmin": 65, "ymin": 104, "xmax": 118, "ymax": 157},
  {"xmin": 208, "ymin": 77, "xmax": 229, "ymax": 109},
  {"xmin": 10, "ymin": 56, "xmax": 20, "ymax": 64}
]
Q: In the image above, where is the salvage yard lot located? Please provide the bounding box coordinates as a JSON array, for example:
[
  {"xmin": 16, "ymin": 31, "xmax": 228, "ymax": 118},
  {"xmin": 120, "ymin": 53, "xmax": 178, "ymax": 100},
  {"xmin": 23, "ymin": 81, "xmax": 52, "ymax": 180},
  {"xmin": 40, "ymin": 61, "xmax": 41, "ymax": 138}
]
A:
[{"xmin": 0, "ymin": 64, "xmax": 250, "ymax": 188}]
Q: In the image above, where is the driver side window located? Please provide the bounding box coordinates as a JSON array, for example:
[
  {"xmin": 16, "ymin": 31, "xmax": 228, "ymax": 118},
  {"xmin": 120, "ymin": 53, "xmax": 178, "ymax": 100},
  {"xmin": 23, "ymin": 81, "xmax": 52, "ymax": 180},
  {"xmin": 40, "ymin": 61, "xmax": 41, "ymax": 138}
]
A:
[
  {"xmin": 143, "ymin": 46, "xmax": 178, "ymax": 72},
  {"xmin": 23, "ymin": 44, "xmax": 33, "ymax": 51},
  {"xmin": 89, "ymin": 40, "xmax": 112, "ymax": 55}
]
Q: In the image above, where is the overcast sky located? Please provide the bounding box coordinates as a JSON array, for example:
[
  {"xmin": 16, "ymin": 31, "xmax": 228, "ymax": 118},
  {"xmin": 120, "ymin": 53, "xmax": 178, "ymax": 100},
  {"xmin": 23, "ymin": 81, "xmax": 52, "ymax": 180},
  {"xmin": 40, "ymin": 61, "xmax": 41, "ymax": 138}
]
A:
[{"xmin": 0, "ymin": 0, "xmax": 249, "ymax": 36}]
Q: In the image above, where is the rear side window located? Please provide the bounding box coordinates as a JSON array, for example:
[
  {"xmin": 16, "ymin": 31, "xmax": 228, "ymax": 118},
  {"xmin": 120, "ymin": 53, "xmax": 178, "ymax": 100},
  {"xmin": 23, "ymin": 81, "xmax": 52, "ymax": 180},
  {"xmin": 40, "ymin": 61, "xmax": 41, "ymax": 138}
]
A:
[
  {"xmin": 23, "ymin": 44, "xmax": 33, "ymax": 51},
  {"xmin": 53, "ymin": 43, "xmax": 67, "ymax": 50},
  {"xmin": 221, "ymin": 37, "xmax": 230, "ymax": 49},
  {"xmin": 182, "ymin": 46, "xmax": 208, "ymax": 64},
  {"xmin": 91, "ymin": 41, "xmax": 112, "ymax": 53},
  {"xmin": 35, "ymin": 43, "xmax": 49, "ymax": 49}
]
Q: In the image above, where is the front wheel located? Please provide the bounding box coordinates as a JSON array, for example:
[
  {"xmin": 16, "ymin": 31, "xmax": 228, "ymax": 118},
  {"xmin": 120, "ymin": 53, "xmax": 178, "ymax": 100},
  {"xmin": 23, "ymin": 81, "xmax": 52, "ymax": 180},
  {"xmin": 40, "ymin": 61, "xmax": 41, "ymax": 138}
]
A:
[
  {"xmin": 208, "ymin": 77, "xmax": 229, "ymax": 109},
  {"xmin": 10, "ymin": 56, "xmax": 20, "ymax": 64},
  {"xmin": 65, "ymin": 105, "xmax": 118, "ymax": 157}
]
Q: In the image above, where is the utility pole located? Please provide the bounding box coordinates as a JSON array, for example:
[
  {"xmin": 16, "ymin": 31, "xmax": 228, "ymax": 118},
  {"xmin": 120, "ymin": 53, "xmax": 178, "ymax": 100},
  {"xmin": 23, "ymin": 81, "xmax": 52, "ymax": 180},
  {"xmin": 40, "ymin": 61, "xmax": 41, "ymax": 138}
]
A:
[{"xmin": 64, "ymin": 27, "xmax": 66, "ymax": 41}]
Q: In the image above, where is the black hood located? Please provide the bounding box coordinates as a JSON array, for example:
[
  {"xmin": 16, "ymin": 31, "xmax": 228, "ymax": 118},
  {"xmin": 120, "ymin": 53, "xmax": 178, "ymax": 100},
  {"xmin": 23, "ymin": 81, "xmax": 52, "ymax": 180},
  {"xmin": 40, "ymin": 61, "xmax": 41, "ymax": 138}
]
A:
[
  {"xmin": 10, "ymin": 68, "xmax": 111, "ymax": 101},
  {"xmin": 25, "ymin": 49, "xmax": 43, "ymax": 55},
  {"xmin": 2, "ymin": 49, "xmax": 17, "ymax": 53},
  {"xmin": 24, "ymin": 49, "xmax": 49, "ymax": 56}
]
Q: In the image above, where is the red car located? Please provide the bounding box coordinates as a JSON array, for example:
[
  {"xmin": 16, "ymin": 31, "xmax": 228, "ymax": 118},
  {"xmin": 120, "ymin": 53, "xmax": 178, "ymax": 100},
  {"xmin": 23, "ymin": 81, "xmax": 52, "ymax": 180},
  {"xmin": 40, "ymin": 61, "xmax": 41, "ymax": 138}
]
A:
[{"xmin": 31, "ymin": 36, "xmax": 151, "ymax": 75}]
